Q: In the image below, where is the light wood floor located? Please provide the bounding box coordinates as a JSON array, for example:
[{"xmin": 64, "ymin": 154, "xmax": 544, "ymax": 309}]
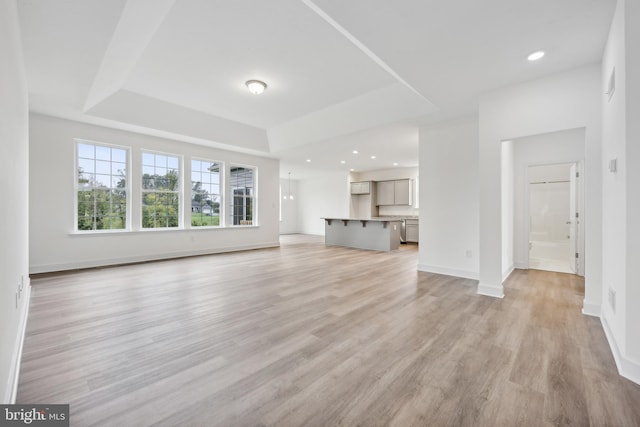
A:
[{"xmin": 18, "ymin": 234, "xmax": 640, "ymax": 426}]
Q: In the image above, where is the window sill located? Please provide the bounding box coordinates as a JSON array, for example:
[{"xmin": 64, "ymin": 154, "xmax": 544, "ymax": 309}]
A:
[{"xmin": 70, "ymin": 225, "xmax": 259, "ymax": 236}]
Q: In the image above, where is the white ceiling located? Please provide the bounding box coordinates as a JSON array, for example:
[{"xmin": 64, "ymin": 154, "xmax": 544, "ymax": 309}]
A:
[{"xmin": 17, "ymin": 0, "xmax": 616, "ymax": 179}]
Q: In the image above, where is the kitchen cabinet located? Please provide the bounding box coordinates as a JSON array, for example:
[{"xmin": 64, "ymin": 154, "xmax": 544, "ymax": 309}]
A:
[
  {"xmin": 405, "ymin": 218, "xmax": 419, "ymax": 243},
  {"xmin": 376, "ymin": 179, "xmax": 411, "ymax": 206},
  {"xmin": 350, "ymin": 181, "xmax": 371, "ymax": 195},
  {"xmin": 394, "ymin": 180, "xmax": 410, "ymax": 205},
  {"xmin": 376, "ymin": 181, "xmax": 395, "ymax": 205}
]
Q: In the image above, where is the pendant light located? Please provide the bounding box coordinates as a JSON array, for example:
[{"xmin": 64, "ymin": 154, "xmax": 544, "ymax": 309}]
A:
[{"xmin": 283, "ymin": 172, "xmax": 294, "ymax": 200}]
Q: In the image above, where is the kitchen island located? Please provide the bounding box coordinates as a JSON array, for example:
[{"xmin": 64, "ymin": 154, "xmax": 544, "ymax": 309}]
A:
[{"xmin": 322, "ymin": 217, "xmax": 402, "ymax": 251}]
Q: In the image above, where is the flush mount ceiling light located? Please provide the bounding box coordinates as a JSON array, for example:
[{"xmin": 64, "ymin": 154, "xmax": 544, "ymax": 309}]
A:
[
  {"xmin": 352, "ymin": 150, "xmax": 359, "ymax": 154},
  {"xmin": 245, "ymin": 79, "xmax": 267, "ymax": 95},
  {"xmin": 527, "ymin": 50, "xmax": 545, "ymax": 61},
  {"xmin": 340, "ymin": 160, "xmax": 346, "ymax": 164},
  {"xmin": 371, "ymin": 155, "xmax": 376, "ymax": 159}
]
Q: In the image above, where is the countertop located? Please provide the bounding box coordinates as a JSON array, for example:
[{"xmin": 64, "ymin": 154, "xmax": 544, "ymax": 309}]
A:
[
  {"xmin": 372, "ymin": 216, "xmax": 418, "ymax": 220},
  {"xmin": 322, "ymin": 217, "xmax": 403, "ymax": 222}
]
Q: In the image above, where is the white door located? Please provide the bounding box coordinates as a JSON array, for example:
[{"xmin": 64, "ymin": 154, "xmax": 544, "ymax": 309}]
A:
[{"xmin": 569, "ymin": 163, "xmax": 578, "ymax": 273}]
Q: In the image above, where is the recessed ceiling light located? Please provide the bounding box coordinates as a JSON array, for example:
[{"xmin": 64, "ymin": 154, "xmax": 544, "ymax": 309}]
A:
[
  {"xmin": 306, "ymin": 159, "xmax": 311, "ymax": 163},
  {"xmin": 350, "ymin": 168, "xmax": 354, "ymax": 172},
  {"xmin": 393, "ymin": 162, "xmax": 399, "ymax": 166},
  {"xmin": 340, "ymin": 160, "xmax": 346, "ymax": 164},
  {"xmin": 371, "ymin": 155, "xmax": 376, "ymax": 159},
  {"xmin": 245, "ymin": 79, "xmax": 267, "ymax": 94},
  {"xmin": 527, "ymin": 51, "xmax": 545, "ymax": 61},
  {"xmin": 352, "ymin": 150, "xmax": 358, "ymax": 154}
]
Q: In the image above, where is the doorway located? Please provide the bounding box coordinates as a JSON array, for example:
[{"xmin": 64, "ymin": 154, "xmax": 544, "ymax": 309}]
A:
[{"xmin": 528, "ymin": 163, "xmax": 579, "ymax": 274}]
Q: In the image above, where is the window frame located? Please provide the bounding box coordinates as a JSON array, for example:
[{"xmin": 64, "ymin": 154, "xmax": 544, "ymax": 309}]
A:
[
  {"xmin": 228, "ymin": 164, "xmax": 257, "ymax": 227},
  {"xmin": 74, "ymin": 139, "xmax": 131, "ymax": 233},
  {"xmin": 190, "ymin": 158, "xmax": 224, "ymax": 228},
  {"xmin": 140, "ymin": 150, "xmax": 183, "ymax": 230}
]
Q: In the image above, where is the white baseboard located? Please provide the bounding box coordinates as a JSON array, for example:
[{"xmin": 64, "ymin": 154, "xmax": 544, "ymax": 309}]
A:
[
  {"xmin": 417, "ymin": 264, "xmax": 479, "ymax": 280},
  {"xmin": 477, "ymin": 282, "xmax": 505, "ymax": 298},
  {"xmin": 514, "ymin": 261, "xmax": 528, "ymax": 269},
  {"xmin": 502, "ymin": 265, "xmax": 515, "ymax": 282},
  {"xmin": 4, "ymin": 282, "xmax": 30, "ymax": 404},
  {"xmin": 601, "ymin": 315, "xmax": 640, "ymax": 386},
  {"xmin": 582, "ymin": 299, "xmax": 601, "ymax": 317},
  {"xmin": 30, "ymin": 241, "xmax": 281, "ymax": 274}
]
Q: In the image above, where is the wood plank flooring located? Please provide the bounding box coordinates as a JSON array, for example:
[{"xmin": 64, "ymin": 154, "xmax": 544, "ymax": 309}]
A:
[{"xmin": 17, "ymin": 234, "xmax": 640, "ymax": 426}]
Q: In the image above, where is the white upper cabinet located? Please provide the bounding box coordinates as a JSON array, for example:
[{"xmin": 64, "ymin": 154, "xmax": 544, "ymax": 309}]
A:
[
  {"xmin": 350, "ymin": 181, "xmax": 371, "ymax": 195},
  {"xmin": 376, "ymin": 181, "xmax": 395, "ymax": 205},
  {"xmin": 376, "ymin": 179, "xmax": 411, "ymax": 206},
  {"xmin": 394, "ymin": 179, "xmax": 410, "ymax": 205}
]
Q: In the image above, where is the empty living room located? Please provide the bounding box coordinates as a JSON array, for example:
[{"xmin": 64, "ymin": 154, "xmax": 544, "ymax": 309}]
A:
[{"xmin": 2, "ymin": 0, "xmax": 639, "ymax": 426}]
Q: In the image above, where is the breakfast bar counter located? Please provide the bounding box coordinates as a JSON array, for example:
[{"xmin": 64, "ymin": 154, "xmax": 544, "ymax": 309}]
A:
[{"xmin": 322, "ymin": 217, "xmax": 402, "ymax": 251}]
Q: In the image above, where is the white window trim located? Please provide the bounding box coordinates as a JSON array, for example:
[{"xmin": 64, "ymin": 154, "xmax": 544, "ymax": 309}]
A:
[
  {"xmin": 228, "ymin": 163, "xmax": 258, "ymax": 227},
  {"xmin": 140, "ymin": 149, "xmax": 184, "ymax": 230},
  {"xmin": 189, "ymin": 157, "xmax": 224, "ymax": 229},
  {"xmin": 73, "ymin": 138, "xmax": 131, "ymax": 233}
]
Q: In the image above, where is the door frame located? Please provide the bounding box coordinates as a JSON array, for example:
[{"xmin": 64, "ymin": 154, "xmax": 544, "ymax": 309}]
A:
[{"xmin": 524, "ymin": 160, "xmax": 585, "ymax": 276}]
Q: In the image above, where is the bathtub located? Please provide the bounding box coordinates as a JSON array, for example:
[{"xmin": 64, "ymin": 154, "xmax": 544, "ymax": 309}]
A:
[
  {"xmin": 529, "ymin": 239, "xmax": 573, "ymax": 273},
  {"xmin": 530, "ymin": 239, "xmax": 570, "ymax": 260}
]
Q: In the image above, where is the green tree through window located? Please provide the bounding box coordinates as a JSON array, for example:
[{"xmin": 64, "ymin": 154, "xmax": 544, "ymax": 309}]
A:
[
  {"xmin": 76, "ymin": 141, "xmax": 128, "ymax": 231},
  {"xmin": 191, "ymin": 159, "xmax": 221, "ymax": 227},
  {"xmin": 142, "ymin": 152, "xmax": 180, "ymax": 228}
]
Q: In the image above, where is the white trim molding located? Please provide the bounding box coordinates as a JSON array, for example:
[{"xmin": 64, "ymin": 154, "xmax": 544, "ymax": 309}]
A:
[
  {"xmin": 601, "ymin": 316, "xmax": 640, "ymax": 386},
  {"xmin": 30, "ymin": 241, "xmax": 280, "ymax": 274},
  {"xmin": 514, "ymin": 260, "xmax": 528, "ymax": 269},
  {"xmin": 582, "ymin": 299, "xmax": 601, "ymax": 317},
  {"xmin": 417, "ymin": 264, "xmax": 479, "ymax": 280},
  {"xmin": 477, "ymin": 282, "xmax": 505, "ymax": 298},
  {"xmin": 502, "ymin": 265, "xmax": 515, "ymax": 282},
  {"xmin": 4, "ymin": 282, "xmax": 31, "ymax": 404}
]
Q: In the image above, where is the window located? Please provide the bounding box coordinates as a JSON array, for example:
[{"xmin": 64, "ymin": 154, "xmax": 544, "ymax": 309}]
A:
[
  {"xmin": 142, "ymin": 152, "xmax": 180, "ymax": 228},
  {"xmin": 76, "ymin": 140, "xmax": 128, "ymax": 231},
  {"xmin": 191, "ymin": 159, "xmax": 222, "ymax": 227},
  {"xmin": 229, "ymin": 166, "xmax": 255, "ymax": 226}
]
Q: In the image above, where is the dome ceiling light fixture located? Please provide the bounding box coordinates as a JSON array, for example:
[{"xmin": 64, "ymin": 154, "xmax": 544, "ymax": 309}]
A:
[
  {"xmin": 527, "ymin": 50, "xmax": 545, "ymax": 61},
  {"xmin": 245, "ymin": 79, "xmax": 267, "ymax": 95}
]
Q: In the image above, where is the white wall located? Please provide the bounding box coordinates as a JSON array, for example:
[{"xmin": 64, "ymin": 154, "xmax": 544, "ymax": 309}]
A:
[
  {"xmin": 601, "ymin": 0, "xmax": 640, "ymax": 384},
  {"xmin": 418, "ymin": 118, "xmax": 479, "ymax": 279},
  {"xmin": 624, "ymin": 0, "xmax": 640, "ymax": 372},
  {"xmin": 0, "ymin": 0, "xmax": 30, "ymax": 403},
  {"xmin": 297, "ymin": 173, "xmax": 350, "ymax": 235},
  {"xmin": 279, "ymin": 177, "xmax": 298, "ymax": 234},
  {"xmin": 512, "ymin": 129, "xmax": 585, "ymax": 269},
  {"xmin": 478, "ymin": 64, "xmax": 602, "ymax": 303},
  {"xmin": 29, "ymin": 114, "xmax": 280, "ymax": 273},
  {"xmin": 501, "ymin": 140, "xmax": 514, "ymax": 280},
  {"xmin": 354, "ymin": 167, "xmax": 419, "ymax": 217},
  {"xmin": 601, "ymin": 0, "xmax": 627, "ymax": 359}
]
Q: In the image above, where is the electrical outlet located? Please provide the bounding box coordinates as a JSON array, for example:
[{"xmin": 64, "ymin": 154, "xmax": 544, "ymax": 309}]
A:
[
  {"xmin": 608, "ymin": 287, "xmax": 616, "ymax": 313},
  {"xmin": 465, "ymin": 250, "xmax": 472, "ymax": 258}
]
